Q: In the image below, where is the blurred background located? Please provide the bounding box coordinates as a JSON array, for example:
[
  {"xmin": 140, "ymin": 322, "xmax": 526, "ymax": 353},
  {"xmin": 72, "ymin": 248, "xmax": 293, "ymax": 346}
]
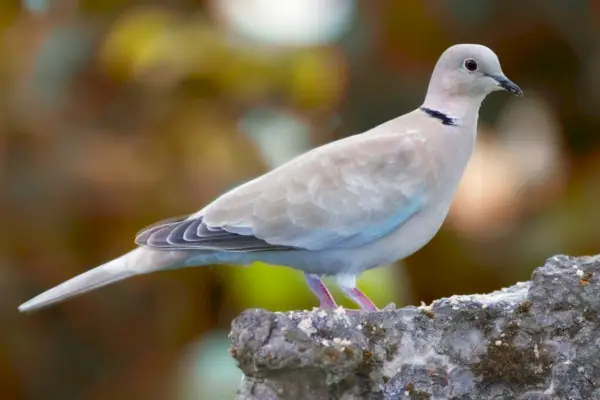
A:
[{"xmin": 1, "ymin": 0, "xmax": 599, "ymax": 398}]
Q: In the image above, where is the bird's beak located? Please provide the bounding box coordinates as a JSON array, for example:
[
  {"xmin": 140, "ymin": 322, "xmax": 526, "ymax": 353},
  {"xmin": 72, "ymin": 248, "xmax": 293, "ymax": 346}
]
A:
[{"xmin": 490, "ymin": 74, "xmax": 523, "ymax": 97}]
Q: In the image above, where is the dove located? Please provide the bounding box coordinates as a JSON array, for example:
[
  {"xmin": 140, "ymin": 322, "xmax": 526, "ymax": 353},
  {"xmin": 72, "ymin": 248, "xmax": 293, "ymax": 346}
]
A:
[{"xmin": 18, "ymin": 44, "xmax": 522, "ymax": 313}]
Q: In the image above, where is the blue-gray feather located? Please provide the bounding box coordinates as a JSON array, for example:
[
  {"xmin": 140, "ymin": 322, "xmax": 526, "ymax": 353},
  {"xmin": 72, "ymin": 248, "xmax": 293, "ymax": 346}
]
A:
[{"xmin": 136, "ymin": 133, "xmax": 430, "ymax": 253}]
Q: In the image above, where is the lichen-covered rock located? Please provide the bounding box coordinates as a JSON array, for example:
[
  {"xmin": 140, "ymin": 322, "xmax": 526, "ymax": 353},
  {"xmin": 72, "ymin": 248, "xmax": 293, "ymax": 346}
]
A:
[{"xmin": 229, "ymin": 255, "xmax": 600, "ymax": 399}]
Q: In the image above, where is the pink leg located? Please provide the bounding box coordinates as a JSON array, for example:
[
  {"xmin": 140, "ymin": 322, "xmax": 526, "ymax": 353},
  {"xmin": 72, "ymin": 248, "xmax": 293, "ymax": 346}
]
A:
[
  {"xmin": 336, "ymin": 274, "xmax": 379, "ymax": 312},
  {"xmin": 343, "ymin": 287, "xmax": 378, "ymax": 312},
  {"xmin": 305, "ymin": 273, "xmax": 338, "ymax": 309}
]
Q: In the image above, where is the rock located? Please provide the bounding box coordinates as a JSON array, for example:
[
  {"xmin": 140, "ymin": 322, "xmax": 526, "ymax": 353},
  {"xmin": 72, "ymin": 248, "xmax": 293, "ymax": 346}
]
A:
[{"xmin": 229, "ymin": 255, "xmax": 600, "ymax": 399}]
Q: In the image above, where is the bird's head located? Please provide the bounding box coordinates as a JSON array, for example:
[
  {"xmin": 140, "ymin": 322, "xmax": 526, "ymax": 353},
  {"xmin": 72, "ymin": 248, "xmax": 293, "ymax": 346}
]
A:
[{"xmin": 427, "ymin": 44, "xmax": 522, "ymax": 103}]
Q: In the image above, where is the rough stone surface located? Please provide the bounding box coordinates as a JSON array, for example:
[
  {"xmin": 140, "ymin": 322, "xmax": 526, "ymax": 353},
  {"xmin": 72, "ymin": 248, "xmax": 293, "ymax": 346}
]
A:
[{"xmin": 229, "ymin": 255, "xmax": 600, "ymax": 399}]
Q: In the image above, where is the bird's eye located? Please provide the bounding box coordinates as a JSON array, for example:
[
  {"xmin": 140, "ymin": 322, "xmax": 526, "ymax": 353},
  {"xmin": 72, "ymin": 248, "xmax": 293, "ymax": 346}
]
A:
[{"xmin": 464, "ymin": 59, "xmax": 478, "ymax": 72}]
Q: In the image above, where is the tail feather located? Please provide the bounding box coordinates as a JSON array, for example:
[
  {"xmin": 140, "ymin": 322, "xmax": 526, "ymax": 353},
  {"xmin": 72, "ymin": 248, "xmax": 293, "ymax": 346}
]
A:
[
  {"xmin": 18, "ymin": 247, "xmax": 181, "ymax": 313},
  {"xmin": 18, "ymin": 267, "xmax": 138, "ymax": 313}
]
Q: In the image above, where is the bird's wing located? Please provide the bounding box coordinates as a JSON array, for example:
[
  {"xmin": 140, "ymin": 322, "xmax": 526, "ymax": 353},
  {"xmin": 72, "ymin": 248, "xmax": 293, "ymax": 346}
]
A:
[{"xmin": 136, "ymin": 130, "xmax": 437, "ymax": 252}]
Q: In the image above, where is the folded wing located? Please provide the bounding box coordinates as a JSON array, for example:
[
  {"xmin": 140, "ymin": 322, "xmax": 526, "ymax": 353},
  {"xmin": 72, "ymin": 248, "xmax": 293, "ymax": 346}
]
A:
[{"xmin": 136, "ymin": 132, "xmax": 435, "ymax": 252}]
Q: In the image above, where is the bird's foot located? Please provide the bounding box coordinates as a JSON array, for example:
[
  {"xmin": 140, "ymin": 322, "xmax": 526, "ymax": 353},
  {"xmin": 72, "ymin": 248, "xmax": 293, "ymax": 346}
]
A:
[
  {"xmin": 336, "ymin": 274, "xmax": 379, "ymax": 312},
  {"xmin": 305, "ymin": 273, "xmax": 339, "ymax": 309},
  {"xmin": 305, "ymin": 273, "xmax": 381, "ymax": 312},
  {"xmin": 344, "ymin": 287, "xmax": 379, "ymax": 312}
]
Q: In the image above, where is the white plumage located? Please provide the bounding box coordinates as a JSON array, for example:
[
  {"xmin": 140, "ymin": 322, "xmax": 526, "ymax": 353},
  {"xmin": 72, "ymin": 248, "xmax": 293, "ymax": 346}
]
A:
[{"xmin": 19, "ymin": 44, "xmax": 522, "ymax": 313}]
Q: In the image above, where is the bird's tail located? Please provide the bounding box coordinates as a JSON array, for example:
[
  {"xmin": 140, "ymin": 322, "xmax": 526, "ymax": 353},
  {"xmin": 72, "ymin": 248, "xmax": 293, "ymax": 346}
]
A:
[{"xmin": 18, "ymin": 247, "xmax": 185, "ymax": 313}]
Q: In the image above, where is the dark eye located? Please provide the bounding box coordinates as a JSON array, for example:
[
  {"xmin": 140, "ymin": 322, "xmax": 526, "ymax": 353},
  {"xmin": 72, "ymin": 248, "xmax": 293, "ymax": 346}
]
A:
[{"xmin": 464, "ymin": 59, "xmax": 478, "ymax": 72}]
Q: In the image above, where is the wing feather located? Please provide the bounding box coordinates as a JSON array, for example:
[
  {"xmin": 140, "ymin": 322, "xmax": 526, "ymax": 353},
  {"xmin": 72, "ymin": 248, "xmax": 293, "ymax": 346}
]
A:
[{"xmin": 136, "ymin": 131, "xmax": 435, "ymax": 252}]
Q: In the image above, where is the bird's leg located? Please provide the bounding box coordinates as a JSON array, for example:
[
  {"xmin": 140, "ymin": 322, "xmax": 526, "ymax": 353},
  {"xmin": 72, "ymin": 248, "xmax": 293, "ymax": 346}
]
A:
[
  {"xmin": 304, "ymin": 273, "xmax": 338, "ymax": 309},
  {"xmin": 336, "ymin": 274, "xmax": 379, "ymax": 312}
]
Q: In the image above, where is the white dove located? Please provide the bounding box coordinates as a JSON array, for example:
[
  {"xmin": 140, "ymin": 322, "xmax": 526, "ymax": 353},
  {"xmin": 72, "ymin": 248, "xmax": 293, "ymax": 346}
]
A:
[{"xmin": 19, "ymin": 44, "xmax": 522, "ymax": 313}]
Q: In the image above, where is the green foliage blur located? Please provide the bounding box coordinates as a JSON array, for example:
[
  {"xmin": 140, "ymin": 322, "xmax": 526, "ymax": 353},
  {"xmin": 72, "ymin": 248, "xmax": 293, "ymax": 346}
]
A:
[{"xmin": 2, "ymin": 0, "xmax": 600, "ymax": 398}]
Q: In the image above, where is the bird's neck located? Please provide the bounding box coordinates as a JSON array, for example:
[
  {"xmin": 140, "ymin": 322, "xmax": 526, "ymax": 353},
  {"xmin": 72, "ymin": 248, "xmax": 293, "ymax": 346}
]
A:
[{"xmin": 421, "ymin": 94, "xmax": 484, "ymax": 132}]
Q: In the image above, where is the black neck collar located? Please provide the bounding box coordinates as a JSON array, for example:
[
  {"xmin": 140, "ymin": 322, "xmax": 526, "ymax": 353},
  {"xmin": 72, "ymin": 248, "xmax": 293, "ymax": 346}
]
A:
[{"xmin": 419, "ymin": 107, "xmax": 457, "ymax": 126}]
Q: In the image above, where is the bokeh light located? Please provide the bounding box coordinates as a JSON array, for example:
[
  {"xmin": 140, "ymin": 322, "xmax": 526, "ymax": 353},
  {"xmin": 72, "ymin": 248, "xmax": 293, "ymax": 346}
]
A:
[{"xmin": 3, "ymin": 1, "xmax": 600, "ymax": 398}]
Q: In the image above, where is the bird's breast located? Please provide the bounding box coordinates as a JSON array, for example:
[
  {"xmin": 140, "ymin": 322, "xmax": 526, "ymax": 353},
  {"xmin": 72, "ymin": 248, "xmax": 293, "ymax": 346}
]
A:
[{"xmin": 428, "ymin": 130, "xmax": 475, "ymax": 196}]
